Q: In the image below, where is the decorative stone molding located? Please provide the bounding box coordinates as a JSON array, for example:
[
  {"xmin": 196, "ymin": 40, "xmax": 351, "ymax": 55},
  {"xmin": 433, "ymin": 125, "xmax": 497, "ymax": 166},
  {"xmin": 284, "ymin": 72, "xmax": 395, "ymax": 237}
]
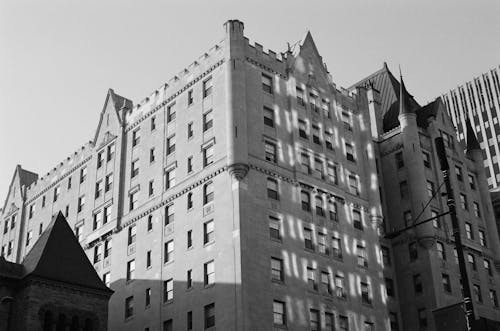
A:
[
  {"xmin": 228, "ymin": 163, "xmax": 249, "ymax": 181},
  {"xmin": 245, "ymin": 57, "xmax": 287, "ymax": 79},
  {"xmin": 418, "ymin": 235, "xmax": 436, "ymax": 249}
]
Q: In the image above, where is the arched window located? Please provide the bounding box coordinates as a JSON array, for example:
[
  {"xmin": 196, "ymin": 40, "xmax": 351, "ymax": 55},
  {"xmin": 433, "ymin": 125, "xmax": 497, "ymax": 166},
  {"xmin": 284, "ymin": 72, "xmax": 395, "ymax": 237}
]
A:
[
  {"xmin": 203, "ymin": 182, "xmax": 214, "ymax": 205},
  {"xmin": 43, "ymin": 310, "xmax": 53, "ymax": 331}
]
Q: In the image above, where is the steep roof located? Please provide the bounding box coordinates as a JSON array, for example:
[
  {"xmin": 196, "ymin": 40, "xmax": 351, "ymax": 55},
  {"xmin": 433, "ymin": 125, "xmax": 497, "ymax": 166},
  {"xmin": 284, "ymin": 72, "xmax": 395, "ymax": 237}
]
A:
[
  {"xmin": 2, "ymin": 165, "xmax": 39, "ymax": 213},
  {"xmin": 383, "ymin": 98, "xmax": 441, "ymax": 132},
  {"xmin": 399, "ymin": 75, "xmax": 414, "ymax": 116},
  {"xmin": 465, "ymin": 114, "xmax": 481, "ymax": 152},
  {"xmin": 21, "ymin": 212, "xmax": 112, "ymax": 293},
  {"xmin": 92, "ymin": 88, "xmax": 133, "ymax": 144}
]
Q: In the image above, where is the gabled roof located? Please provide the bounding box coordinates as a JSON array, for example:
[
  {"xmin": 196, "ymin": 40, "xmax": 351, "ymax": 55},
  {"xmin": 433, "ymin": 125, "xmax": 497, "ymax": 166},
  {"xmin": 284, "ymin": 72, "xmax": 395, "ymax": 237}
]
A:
[
  {"xmin": 92, "ymin": 89, "xmax": 133, "ymax": 144},
  {"xmin": 383, "ymin": 98, "xmax": 441, "ymax": 132},
  {"xmin": 2, "ymin": 165, "xmax": 39, "ymax": 213},
  {"xmin": 22, "ymin": 212, "xmax": 112, "ymax": 293},
  {"xmin": 465, "ymin": 114, "xmax": 481, "ymax": 152},
  {"xmin": 295, "ymin": 31, "xmax": 331, "ymax": 87}
]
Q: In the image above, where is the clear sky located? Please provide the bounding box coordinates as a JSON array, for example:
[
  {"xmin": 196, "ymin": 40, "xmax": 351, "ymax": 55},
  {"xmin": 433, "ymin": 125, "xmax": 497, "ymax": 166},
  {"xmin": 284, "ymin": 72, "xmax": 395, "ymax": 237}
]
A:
[{"xmin": 1, "ymin": 0, "xmax": 499, "ymax": 204}]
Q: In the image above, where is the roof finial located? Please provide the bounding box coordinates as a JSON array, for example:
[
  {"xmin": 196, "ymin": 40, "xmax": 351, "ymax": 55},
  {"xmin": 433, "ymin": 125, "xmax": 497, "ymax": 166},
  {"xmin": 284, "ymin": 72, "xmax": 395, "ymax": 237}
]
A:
[{"xmin": 399, "ymin": 64, "xmax": 403, "ymax": 79}]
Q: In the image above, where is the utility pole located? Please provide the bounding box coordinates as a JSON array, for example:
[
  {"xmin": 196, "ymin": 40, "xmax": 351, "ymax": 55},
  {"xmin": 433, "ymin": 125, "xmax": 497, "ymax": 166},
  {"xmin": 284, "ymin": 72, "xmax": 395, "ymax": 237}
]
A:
[{"xmin": 435, "ymin": 137, "xmax": 476, "ymax": 330}]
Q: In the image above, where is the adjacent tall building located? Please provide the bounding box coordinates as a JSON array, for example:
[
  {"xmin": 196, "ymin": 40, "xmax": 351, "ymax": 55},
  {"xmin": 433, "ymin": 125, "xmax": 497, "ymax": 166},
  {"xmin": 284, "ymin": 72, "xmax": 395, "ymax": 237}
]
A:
[
  {"xmin": 441, "ymin": 66, "xmax": 500, "ymax": 189},
  {"xmin": 1, "ymin": 20, "xmax": 499, "ymax": 331}
]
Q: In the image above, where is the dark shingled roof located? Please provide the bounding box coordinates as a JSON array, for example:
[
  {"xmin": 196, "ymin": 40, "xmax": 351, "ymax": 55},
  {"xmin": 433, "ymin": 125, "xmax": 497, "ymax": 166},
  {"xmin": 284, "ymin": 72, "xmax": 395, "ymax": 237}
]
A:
[
  {"xmin": 465, "ymin": 115, "xmax": 481, "ymax": 152},
  {"xmin": 17, "ymin": 166, "xmax": 39, "ymax": 188},
  {"xmin": 383, "ymin": 98, "xmax": 441, "ymax": 132},
  {"xmin": 21, "ymin": 212, "xmax": 112, "ymax": 293}
]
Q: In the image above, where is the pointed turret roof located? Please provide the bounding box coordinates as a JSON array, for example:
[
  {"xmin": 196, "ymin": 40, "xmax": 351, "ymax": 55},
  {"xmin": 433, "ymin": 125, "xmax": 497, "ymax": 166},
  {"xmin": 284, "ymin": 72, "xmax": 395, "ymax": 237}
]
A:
[
  {"xmin": 399, "ymin": 72, "xmax": 414, "ymax": 116},
  {"xmin": 21, "ymin": 212, "xmax": 112, "ymax": 293},
  {"xmin": 465, "ymin": 115, "xmax": 481, "ymax": 152}
]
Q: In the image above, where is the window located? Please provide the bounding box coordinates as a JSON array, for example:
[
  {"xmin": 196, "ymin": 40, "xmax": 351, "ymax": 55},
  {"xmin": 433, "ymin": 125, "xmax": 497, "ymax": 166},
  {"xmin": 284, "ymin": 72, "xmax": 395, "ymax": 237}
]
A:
[
  {"xmin": 484, "ymin": 259, "xmax": 492, "ymax": 276},
  {"xmin": 267, "ymin": 178, "xmax": 279, "ymax": 200},
  {"xmin": 314, "ymin": 158, "xmax": 323, "ymax": 176},
  {"xmin": 203, "ymin": 182, "xmax": 214, "ymax": 205},
  {"xmin": 147, "ymin": 215, "xmax": 153, "ymax": 232},
  {"xmin": 165, "ymin": 168, "xmax": 176, "ymax": 189},
  {"xmin": 75, "ymin": 223, "xmax": 83, "ymax": 242},
  {"xmin": 187, "ymin": 89, "xmax": 194, "ymax": 106},
  {"xmin": 296, "ymin": 87, "xmax": 305, "ymax": 106},
  {"xmin": 273, "ymin": 301, "xmax": 286, "ymax": 326},
  {"xmin": 325, "ymin": 131, "xmax": 334, "ymax": 150},
  {"xmin": 103, "ymin": 272, "xmax": 110, "ymax": 287},
  {"xmin": 95, "ymin": 181, "xmax": 103, "ymax": 199},
  {"xmin": 125, "ymin": 296, "xmax": 134, "ymax": 318},
  {"xmin": 327, "ymin": 164, "xmax": 338, "ymax": 184},
  {"xmin": 455, "ymin": 165, "xmax": 463, "ymax": 181},
  {"xmin": 132, "ymin": 129, "xmax": 140, "ymax": 147},
  {"xmin": 309, "ymin": 309, "xmax": 320, "ymax": 331},
  {"xmin": 353, "ymin": 210, "xmax": 363, "ymax": 230},
  {"xmin": 300, "ymin": 152, "xmax": 310, "ymax": 173},
  {"xmin": 386, "ymin": 278, "xmax": 395, "ymax": 297},
  {"xmin": 468, "ymin": 174, "xmax": 476, "ymax": 190},
  {"xmin": 166, "ymin": 135, "xmax": 176, "ymax": 155},
  {"xmin": 341, "ymin": 111, "xmax": 352, "ymax": 131},
  {"xmin": 332, "ymin": 235, "xmax": 342, "ymax": 259},
  {"xmin": 339, "ymin": 315, "xmax": 348, "ymax": 331},
  {"xmin": 437, "ymin": 242, "xmax": 446, "ymax": 260},
  {"xmin": 104, "ymin": 238, "xmax": 112, "ymax": 258},
  {"xmin": 315, "ymin": 195, "xmax": 324, "ymax": 216},
  {"xmin": 104, "ymin": 205, "xmax": 111, "ymax": 224},
  {"xmin": 204, "ymin": 260, "xmax": 215, "ymax": 286},
  {"xmin": 28, "ymin": 204, "xmax": 35, "ymax": 219},
  {"xmin": 150, "ymin": 148, "xmax": 155, "ymax": 163},
  {"xmin": 263, "ymin": 107, "xmax": 274, "ymax": 127},
  {"xmin": 53, "ymin": 186, "xmax": 60, "ymax": 202},
  {"xmin": 164, "ymin": 240, "xmax": 174, "ymax": 263},
  {"xmin": 304, "ymin": 228, "xmax": 314, "ymax": 250},
  {"xmin": 479, "ymin": 230, "xmax": 487, "ymax": 247},
  {"xmin": 151, "ymin": 116, "xmax": 156, "ymax": 131},
  {"xmin": 460, "ymin": 193, "xmax": 468, "ymax": 210},
  {"xmin": 348, "ymin": 174, "xmax": 359, "ymax": 195},
  {"xmin": 126, "ymin": 260, "xmax": 135, "ymax": 281},
  {"xmin": 165, "ymin": 205, "xmax": 174, "ymax": 225},
  {"xmin": 80, "ymin": 167, "xmax": 87, "ymax": 183},
  {"xmin": 474, "ymin": 284, "xmax": 483, "ymax": 303},
  {"xmin": 309, "ymin": 92, "xmax": 318, "ymax": 112},
  {"xmin": 431, "ymin": 210, "xmax": 441, "ymax": 228},
  {"xmin": 427, "ymin": 181, "xmax": 435, "ymax": 199},
  {"xmin": 298, "ymin": 119, "xmax": 308, "ymax": 139},
  {"xmin": 145, "ymin": 288, "xmax": 151, "ymax": 308},
  {"xmin": 203, "ymin": 110, "xmax": 213, "ymax": 131},
  {"xmin": 203, "ymin": 77, "xmax": 212, "ymax": 97},
  {"xmin": 465, "ymin": 222, "xmax": 473, "ymax": 240},
  {"xmin": 42, "ymin": 196, "xmax": 46, "ymax": 208},
  {"xmin": 357, "ymin": 244, "xmax": 368, "ymax": 267},
  {"xmin": 262, "ymin": 74, "xmax": 272, "ymax": 94},
  {"xmin": 418, "ymin": 309, "xmax": 427, "ymax": 328},
  {"xmin": 187, "ymin": 122, "xmax": 194, "ymax": 139},
  {"xmin": 131, "ymin": 160, "xmax": 139, "ymax": 178},
  {"xmin": 187, "ymin": 192, "xmax": 193, "ymax": 210},
  {"xmin": 404, "ymin": 210, "xmax": 412, "ymax": 227},
  {"xmin": 163, "ymin": 320, "xmax": 172, "ymax": 331},
  {"xmin": 77, "ymin": 195, "xmax": 85, "ymax": 213},
  {"xmin": 422, "ymin": 151, "xmax": 431, "ymax": 168},
  {"xmin": 264, "ymin": 141, "xmax": 277, "ymax": 163},
  {"xmin": 167, "ymin": 103, "xmax": 176, "ymax": 123},
  {"xmin": 490, "ymin": 290, "xmax": 499, "ymax": 307},
  {"xmin": 67, "ymin": 177, "xmax": 72, "ymax": 190},
  {"xmin": 146, "ymin": 250, "xmax": 151, "ymax": 268},
  {"xmin": 317, "ymin": 232, "xmax": 327, "ymax": 254},
  {"xmin": 128, "ymin": 225, "xmax": 136, "ymax": 245},
  {"xmin": 187, "ymin": 230, "xmax": 193, "ymax": 249},
  {"xmin": 105, "ymin": 173, "xmax": 113, "ymax": 192},
  {"xmin": 473, "ymin": 202, "xmax": 481, "ymax": 218},
  {"xmin": 345, "ymin": 142, "xmax": 355, "ymax": 161},
  {"xmin": 329, "ymin": 201, "xmax": 338, "ymax": 221},
  {"xmin": 203, "ymin": 144, "xmax": 214, "ymax": 167},
  {"xmin": 312, "ymin": 125, "xmax": 321, "ymax": 144},
  {"xmin": 390, "ymin": 312, "xmax": 399, "ymax": 331},
  {"xmin": 204, "ymin": 219, "xmax": 214, "ymax": 244},
  {"xmin": 7, "ymin": 241, "xmax": 12, "ymax": 256},
  {"xmin": 164, "ymin": 279, "xmax": 173, "ymax": 302},
  {"xmin": 149, "ymin": 180, "xmax": 154, "ymax": 197},
  {"xmin": 97, "ymin": 151, "xmax": 104, "ymax": 168},
  {"xmin": 107, "ymin": 144, "xmax": 115, "ymax": 162},
  {"xmin": 400, "ymin": 181, "xmax": 409, "ymax": 199},
  {"xmin": 307, "ymin": 267, "xmax": 317, "ymax": 291},
  {"xmin": 321, "ymin": 271, "xmax": 332, "ymax": 294},
  {"xmin": 129, "ymin": 190, "xmax": 139, "ymax": 211},
  {"xmin": 442, "ymin": 273, "xmax": 451, "ymax": 292},
  {"xmin": 204, "ymin": 303, "xmax": 215, "ymax": 329},
  {"xmin": 271, "ymin": 257, "xmax": 284, "ymax": 281},
  {"xmin": 187, "ymin": 156, "xmax": 193, "ymax": 173},
  {"xmin": 269, "ymin": 216, "xmax": 281, "ymax": 240},
  {"xmin": 187, "ymin": 269, "xmax": 192, "ymax": 289},
  {"xmin": 414, "ymin": 274, "xmax": 423, "ymax": 293},
  {"xmin": 468, "ymin": 253, "xmax": 477, "ymax": 271},
  {"xmin": 3, "ymin": 220, "xmax": 8, "ymax": 234},
  {"xmin": 26, "ymin": 231, "xmax": 32, "ymax": 247},
  {"xmin": 325, "ymin": 313, "xmax": 334, "ymax": 331},
  {"xmin": 382, "ymin": 246, "xmax": 391, "ymax": 266},
  {"xmin": 409, "ymin": 242, "xmax": 418, "ymax": 261},
  {"xmin": 395, "ymin": 151, "xmax": 404, "ymax": 168}
]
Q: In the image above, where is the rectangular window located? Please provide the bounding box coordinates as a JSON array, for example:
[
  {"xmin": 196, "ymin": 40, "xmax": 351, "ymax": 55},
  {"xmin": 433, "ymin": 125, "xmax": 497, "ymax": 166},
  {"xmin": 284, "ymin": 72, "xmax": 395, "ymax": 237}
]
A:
[
  {"xmin": 53, "ymin": 186, "xmax": 60, "ymax": 202},
  {"xmin": 423, "ymin": 151, "xmax": 431, "ymax": 168},
  {"xmin": 341, "ymin": 111, "xmax": 352, "ymax": 131},
  {"xmin": 147, "ymin": 215, "xmax": 153, "ymax": 232},
  {"xmin": 262, "ymin": 74, "xmax": 273, "ymax": 94},
  {"xmin": 361, "ymin": 282, "xmax": 371, "ymax": 304},
  {"xmin": 271, "ymin": 257, "xmax": 284, "ymax": 281},
  {"xmin": 312, "ymin": 125, "xmax": 321, "ymax": 144},
  {"xmin": 75, "ymin": 224, "xmax": 82, "ymax": 242},
  {"xmin": 460, "ymin": 193, "xmax": 468, "ymax": 210},
  {"xmin": 103, "ymin": 205, "xmax": 111, "ymax": 224},
  {"xmin": 465, "ymin": 222, "xmax": 473, "ymax": 240},
  {"xmin": 131, "ymin": 159, "xmax": 139, "ymax": 178},
  {"xmin": 95, "ymin": 181, "xmax": 103, "ymax": 199},
  {"xmin": 414, "ymin": 274, "xmax": 423, "ymax": 293},
  {"xmin": 203, "ymin": 181, "xmax": 214, "ymax": 204},
  {"xmin": 315, "ymin": 195, "xmax": 324, "ymax": 216},
  {"xmin": 77, "ymin": 195, "xmax": 85, "ymax": 213},
  {"xmin": 437, "ymin": 242, "xmax": 446, "ymax": 260},
  {"xmin": 80, "ymin": 167, "xmax": 87, "ymax": 183},
  {"xmin": 409, "ymin": 242, "xmax": 418, "ymax": 261},
  {"xmin": 339, "ymin": 315, "xmax": 349, "ymax": 331},
  {"xmin": 304, "ymin": 228, "xmax": 314, "ymax": 250},
  {"xmin": 203, "ymin": 144, "xmax": 214, "ymax": 167},
  {"xmin": 97, "ymin": 151, "xmax": 104, "ymax": 169},
  {"xmin": 29, "ymin": 204, "xmax": 35, "ymax": 219},
  {"xmin": 309, "ymin": 92, "xmax": 318, "ymax": 112},
  {"xmin": 468, "ymin": 174, "xmax": 476, "ymax": 190},
  {"xmin": 151, "ymin": 116, "xmax": 156, "ymax": 131},
  {"xmin": 128, "ymin": 224, "xmax": 136, "ymax": 245},
  {"xmin": 390, "ymin": 312, "xmax": 399, "ymax": 331},
  {"xmin": 167, "ymin": 103, "xmax": 176, "ymax": 123},
  {"xmin": 164, "ymin": 240, "xmax": 174, "ymax": 263},
  {"xmin": 273, "ymin": 300, "xmax": 286, "ymax": 326},
  {"xmin": 203, "ymin": 219, "xmax": 214, "ymax": 244},
  {"xmin": 267, "ymin": 178, "xmax": 279, "ymax": 200},
  {"xmin": 146, "ymin": 250, "xmax": 151, "ymax": 268},
  {"xmin": 125, "ymin": 296, "xmax": 134, "ymax": 318},
  {"xmin": 427, "ymin": 181, "xmax": 435, "ymax": 199},
  {"xmin": 132, "ymin": 129, "xmax": 140, "ymax": 147},
  {"xmin": 263, "ymin": 107, "xmax": 275, "ymax": 127},
  {"xmin": 484, "ymin": 259, "xmax": 492, "ymax": 276},
  {"xmin": 348, "ymin": 174, "xmax": 359, "ymax": 195},
  {"xmin": 307, "ymin": 267, "xmax": 317, "ymax": 291},
  {"xmin": 327, "ymin": 164, "xmax": 338, "ymax": 184},
  {"xmin": 187, "ymin": 89, "xmax": 194, "ymax": 106},
  {"xmin": 473, "ymin": 202, "xmax": 481, "ymax": 218},
  {"xmin": 129, "ymin": 191, "xmax": 138, "ymax": 211},
  {"xmin": 404, "ymin": 210, "xmax": 412, "ymax": 227},
  {"xmin": 382, "ymin": 246, "xmax": 391, "ymax": 266},
  {"xmin": 298, "ymin": 119, "xmax": 308, "ymax": 139},
  {"xmin": 26, "ymin": 230, "xmax": 32, "ymax": 247},
  {"xmin": 204, "ymin": 303, "xmax": 215, "ymax": 329},
  {"xmin": 479, "ymin": 230, "xmax": 487, "ymax": 247},
  {"xmin": 164, "ymin": 279, "xmax": 173, "ymax": 302},
  {"xmin": 296, "ymin": 87, "xmax": 305, "ymax": 106},
  {"xmin": 317, "ymin": 232, "xmax": 327, "ymax": 254},
  {"xmin": 148, "ymin": 180, "xmax": 154, "ymax": 197},
  {"xmin": 314, "ymin": 158, "xmax": 323, "ymax": 176},
  {"xmin": 455, "ymin": 165, "xmax": 463, "ymax": 181},
  {"xmin": 345, "ymin": 142, "xmax": 355, "ymax": 162},
  {"xmin": 329, "ymin": 201, "xmax": 338, "ymax": 221},
  {"xmin": 269, "ymin": 216, "xmax": 281, "ymax": 240},
  {"xmin": 187, "ymin": 156, "xmax": 193, "ymax": 173},
  {"xmin": 400, "ymin": 181, "xmax": 409, "ymax": 199},
  {"xmin": 105, "ymin": 173, "xmax": 113, "ymax": 192},
  {"xmin": 163, "ymin": 319, "xmax": 172, "ymax": 331},
  {"xmin": 395, "ymin": 151, "xmax": 404, "ymax": 168},
  {"xmin": 187, "ymin": 230, "xmax": 192, "ymax": 249},
  {"xmin": 325, "ymin": 131, "xmax": 333, "ymax": 150},
  {"xmin": 332, "ymin": 235, "xmax": 342, "ymax": 259},
  {"xmin": 321, "ymin": 271, "xmax": 332, "ymax": 294},
  {"xmin": 431, "ymin": 210, "xmax": 441, "ymax": 229},
  {"xmin": 442, "ymin": 273, "xmax": 451, "ymax": 292},
  {"xmin": 468, "ymin": 253, "xmax": 477, "ymax": 271},
  {"xmin": 418, "ymin": 308, "xmax": 427, "ymax": 328},
  {"xmin": 67, "ymin": 176, "xmax": 72, "ymax": 190},
  {"xmin": 309, "ymin": 309, "xmax": 320, "ymax": 331},
  {"xmin": 386, "ymin": 277, "xmax": 395, "ymax": 297},
  {"xmin": 353, "ymin": 210, "xmax": 363, "ymax": 230},
  {"xmin": 145, "ymin": 288, "xmax": 151, "ymax": 308},
  {"xmin": 150, "ymin": 148, "xmax": 155, "ymax": 163},
  {"xmin": 490, "ymin": 290, "xmax": 499, "ymax": 307},
  {"xmin": 187, "ymin": 269, "xmax": 192, "ymax": 289},
  {"xmin": 325, "ymin": 313, "xmax": 334, "ymax": 331},
  {"xmin": 104, "ymin": 238, "xmax": 112, "ymax": 258},
  {"xmin": 473, "ymin": 284, "xmax": 482, "ymax": 303},
  {"xmin": 203, "ymin": 110, "xmax": 213, "ymax": 131},
  {"xmin": 103, "ymin": 272, "xmax": 110, "ymax": 287},
  {"xmin": 165, "ymin": 205, "xmax": 174, "ymax": 225},
  {"xmin": 204, "ymin": 260, "xmax": 215, "ymax": 286},
  {"xmin": 126, "ymin": 260, "xmax": 135, "ymax": 281},
  {"xmin": 357, "ymin": 244, "xmax": 368, "ymax": 267},
  {"xmin": 203, "ymin": 77, "xmax": 212, "ymax": 98},
  {"xmin": 107, "ymin": 144, "xmax": 115, "ymax": 162},
  {"xmin": 187, "ymin": 122, "xmax": 194, "ymax": 139},
  {"xmin": 264, "ymin": 141, "xmax": 277, "ymax": 163},
  {"xmin": 166, "ymin": 135, "xmax": 176, "ymax": 155}
]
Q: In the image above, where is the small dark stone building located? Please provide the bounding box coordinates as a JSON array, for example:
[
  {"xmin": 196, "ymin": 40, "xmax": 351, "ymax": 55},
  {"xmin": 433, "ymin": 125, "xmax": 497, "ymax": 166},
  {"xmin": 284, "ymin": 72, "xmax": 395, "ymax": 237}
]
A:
[{"xmin": 0, "ymin": 212, "xmax": 112, "ymax": 331}]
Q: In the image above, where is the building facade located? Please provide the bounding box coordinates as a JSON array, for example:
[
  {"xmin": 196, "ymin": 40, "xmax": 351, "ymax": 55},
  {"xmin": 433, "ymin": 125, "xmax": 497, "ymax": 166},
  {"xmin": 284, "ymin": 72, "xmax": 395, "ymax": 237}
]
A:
[
  {"xmin": 352, "ymin": 64, "xmax": 500, "ymax": 330},
  {"xmin": 0, "ymin": 20, "xmax": 403, "ymax": 330},
  {"xmin": 441, "ymin": 66, "xmax": 500, "ymax": 189}
]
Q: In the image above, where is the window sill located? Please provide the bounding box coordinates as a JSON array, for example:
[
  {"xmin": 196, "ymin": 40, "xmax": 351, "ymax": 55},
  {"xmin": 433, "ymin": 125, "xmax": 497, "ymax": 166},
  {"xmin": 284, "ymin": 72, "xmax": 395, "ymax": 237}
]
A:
[
  {"xmin": 272, "ymin": 324, "xmax": 288, "ymax": 330},
  {"xmin": 164, "ymin": 260, "xmax": 174, "ymax": 266},
  {"xmin": 124, "ymin": 316, "xmax": 134, "ymax": 322},
  {"xmin": 204, "ymin": 283, "xmax": 215, "ymax": 289},
  {"xmin": 163, "ymin": 299, "xmax": 173, "ymax": 306},
  {"xmin": 271, "ymin": 279, "xmax": 285, "ymax": 285},
  {"xmin": 270, "ymin": 237, "xmax": 282, "ymax": 244},
  {"xmin": 203, "ymin": 241, "xmax": 215, "ymax": 248}
]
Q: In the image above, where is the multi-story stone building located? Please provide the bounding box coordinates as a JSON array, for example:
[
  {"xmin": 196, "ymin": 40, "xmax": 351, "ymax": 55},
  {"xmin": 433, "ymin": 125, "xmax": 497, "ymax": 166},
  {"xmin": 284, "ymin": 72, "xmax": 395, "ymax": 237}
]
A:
[
  {"xmin": 0, "ymin": 20, "xmax": 401, "ymax": 330},
  {"xmin": 351, "ymin": 63, "xmax": 500, "ymax": 330},
  {"xmin": 441, "ymin": 66, "xmax": 500, "ymax": 189}
]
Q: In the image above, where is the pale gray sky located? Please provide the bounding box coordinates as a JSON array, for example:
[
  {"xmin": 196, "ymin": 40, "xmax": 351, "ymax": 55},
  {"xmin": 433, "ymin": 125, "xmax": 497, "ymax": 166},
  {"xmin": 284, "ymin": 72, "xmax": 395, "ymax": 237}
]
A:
[{"xmin": 1, "ymin": 0, "xmax": 499, "ymax": 204}]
